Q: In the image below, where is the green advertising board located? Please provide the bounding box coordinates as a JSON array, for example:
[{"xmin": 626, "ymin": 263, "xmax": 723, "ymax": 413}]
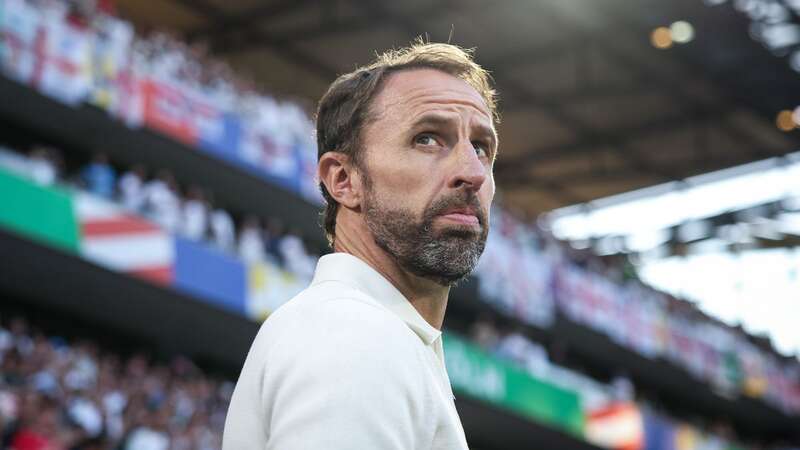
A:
[
  {"xmin": 0, "ymin": 167, "xmax": 79, "ymax": 252},
  {"xmin": 443, "ymin": 333, "xmax": 584, "ymax": 437}
]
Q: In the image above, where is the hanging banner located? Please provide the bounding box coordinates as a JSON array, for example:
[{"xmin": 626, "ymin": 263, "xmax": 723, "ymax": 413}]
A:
[
  {"xmin": 584, "ymin": 402, "xmax": 644, "ymax": 450},
  {"xmin": 192, "ymin": 89, "xmax": 241, "ymax": 160},
  {"xmin": 0, "ymin": 166, "xmax": 79, "ymax": 252},
  {"xmin": 245, "ymin": 261, "xmax": 305, "ymax": 321},
  {"xmin": 141, "ymin": 78, "xmax": 196, "ymax": 145},
  {"xmin": 443, "ymin": 333, "xmax": 584, "ymax": 437},
  {"xmin": 173, "ymin": 237, "xmax": 247, "ymax": 316},
  {"xmin": 76, "ymin": 193, "xmax": 174, "ymax": 285}
]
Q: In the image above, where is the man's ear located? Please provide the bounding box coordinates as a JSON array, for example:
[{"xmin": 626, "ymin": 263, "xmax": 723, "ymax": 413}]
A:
[{"xmin": 318, "ymin": 152, "xmax": 363, "ymax": 209}]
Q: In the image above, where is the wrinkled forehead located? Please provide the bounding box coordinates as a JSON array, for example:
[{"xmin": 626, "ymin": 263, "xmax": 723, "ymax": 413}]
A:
[{"xmin": 370, "ymin": 68, "xmax": 494, "ymax": 125}]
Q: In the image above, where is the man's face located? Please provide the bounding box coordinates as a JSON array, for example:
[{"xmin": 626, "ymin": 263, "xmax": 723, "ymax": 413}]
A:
[{"xmin": 359, "ymin": 68, "xmax": 497, "ymax": 286}]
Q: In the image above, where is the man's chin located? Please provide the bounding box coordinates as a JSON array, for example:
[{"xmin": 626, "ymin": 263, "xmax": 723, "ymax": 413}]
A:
[
  {"xmin": 413, "ymin": 239, "xmax": 486, "ymax": 286},
  {"xmin": 409, "ymin": 265, "xmax": 472, "ymax": 287}
]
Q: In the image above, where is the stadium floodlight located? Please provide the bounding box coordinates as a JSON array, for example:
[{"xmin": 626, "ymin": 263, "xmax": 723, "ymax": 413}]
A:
[
  {"xmin": 651, "ymin": 26, "xmax": 673, "ymax": 49},
  {"xmin": 777, "ymin": 109, "xmax": 796, "ymax": 131},
  {"xmin": 670, "ymin": 21, "xmax": 695, "ymax": 43}
]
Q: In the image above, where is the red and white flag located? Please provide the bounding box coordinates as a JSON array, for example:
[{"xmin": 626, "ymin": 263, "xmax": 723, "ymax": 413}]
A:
[
  {"xmin": 76, "ymin": 193, "xmax": 174, "ymax": 285},
  {"xmin": 585, "ymin": 402, "xmax": 644, "ymax": 450},
  {"xmin": 36, "ymin": 14, "xmax": 92, "ymax": 105},
  {"xmin": 0, "ymin": 0, "xmax": 40, "ymax": 83}
]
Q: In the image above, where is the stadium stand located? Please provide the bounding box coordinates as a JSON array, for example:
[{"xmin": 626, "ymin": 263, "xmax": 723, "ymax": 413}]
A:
[
  {"xmin": 0, "ymin": 312, "xmax": 231, "ymax": 450},
  {"xmin": 0, "ymin": 0, "xmax": 799, "ymax": 449}
]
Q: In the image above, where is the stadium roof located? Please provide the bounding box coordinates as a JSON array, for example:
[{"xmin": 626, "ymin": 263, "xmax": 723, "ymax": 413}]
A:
[{"xmin": 115, "ymin": 0, "xmax": 800, "ymax": 217}]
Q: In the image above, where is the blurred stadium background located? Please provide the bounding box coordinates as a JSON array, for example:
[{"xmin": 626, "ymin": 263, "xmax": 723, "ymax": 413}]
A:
[{"xmin": 0, "ymin": 0, "xmax": 799, "ymax": 449}]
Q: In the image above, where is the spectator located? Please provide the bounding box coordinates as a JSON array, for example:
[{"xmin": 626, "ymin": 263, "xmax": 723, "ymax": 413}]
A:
[
  {"xmin": 495, "ymin": 325, "xmax": 549, "ymax": 376},
  {"xmin": 118, "ymin": 164, "xmax": 148, "ymax": 213},
  {"xmin": 81, "ymin": 153, "xmax": 116, "ymax": 199},
  {"xmin": 208, "ymin": 197, "xmax": 235, "ymax": 254},
  {"xmin": 470, "ymin": 314, "xmax": 500, "ymax": 351},
  {"xmin": 27, "ymin": 146, "xmax": 59, "ymax": 186},
  {"xmin": 8, "ymin": 396, "xmax": 69, "ymax": 450},
  {"xmin": 255, "ymin": 217, "xmax": 281, "ymax": 266},
  {"xmin": 264, "ymin": 218, "xmax": 286, "ymax": 265},
  {"xmin": 611, "ymin": 373, "xmax": 635, "ymax": 401},
  {"xmin": 180, "ymin": 186, "xmax": 208, "ymax": 241},
  {"xmin": 143, "ymin": 170, "xmax": 180, "ymax": 232},
  {"xmin": 277, "ymin": 229, "xmax": 315, "ymax": 282},
  {"xmin": 122, "ymin": 410, "xmax": 169, "ymax": 450},
  {"xmin": 237, "ymin": 215, "xmax": 265, "ymax": 264}
]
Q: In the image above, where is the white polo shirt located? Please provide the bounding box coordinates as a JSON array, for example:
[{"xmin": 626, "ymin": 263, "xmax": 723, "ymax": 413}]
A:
[{"xmin": 223, "ymin": 252, "xmax": 469, "ymax": 450}]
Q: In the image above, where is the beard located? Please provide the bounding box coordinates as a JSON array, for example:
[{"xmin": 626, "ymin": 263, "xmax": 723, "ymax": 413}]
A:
[{"xmin": 363, "ymin": 184, "xmax": 489, "ymax": 287}]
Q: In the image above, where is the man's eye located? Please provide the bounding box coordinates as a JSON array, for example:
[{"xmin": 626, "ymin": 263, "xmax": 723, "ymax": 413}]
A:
[
  {"xmin": 472, "ymin": 141, "xmax": 489, "ymax": 158},
  {"xmin": 414, "ymin": 134, "xmax": 439, "ymax": 147}
]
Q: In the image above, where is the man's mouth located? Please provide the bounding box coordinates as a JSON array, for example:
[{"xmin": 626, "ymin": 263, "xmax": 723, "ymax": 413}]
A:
[{"xmin": 438, "ymin": 208, "xmax": 480, "ymax": 226}]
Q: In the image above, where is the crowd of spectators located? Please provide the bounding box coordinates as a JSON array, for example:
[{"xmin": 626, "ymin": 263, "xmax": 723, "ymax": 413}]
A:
[
  {"xmin": 2, "ymin": 0, "xmax": 321, "ymax": 201},
  {"xmin": 0, "ymin": 143, "xmax": 321, "ymax": 281},
  {"xmin": 476, "ymin": 205, "xmax": 800, "ymax": 414},
  {"xmin": 0, "ymin": 314, "xmax": 232, "ymax": 450}
]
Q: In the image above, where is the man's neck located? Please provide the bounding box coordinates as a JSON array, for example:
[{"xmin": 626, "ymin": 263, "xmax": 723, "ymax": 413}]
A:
[{"xmin": 333, "ymin": 223, "xmax": 450, "ymax": 330}]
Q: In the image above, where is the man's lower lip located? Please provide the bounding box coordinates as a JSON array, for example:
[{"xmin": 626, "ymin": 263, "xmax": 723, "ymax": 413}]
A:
[{"xmin": 439, "ymin": 213, "xmax": 480, "ymax": 225}]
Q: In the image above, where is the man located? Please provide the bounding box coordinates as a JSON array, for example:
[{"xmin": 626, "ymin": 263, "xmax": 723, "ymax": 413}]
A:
[{"xmin": 223, "ymin": 41, "xmax": 499, "ymax": 450}]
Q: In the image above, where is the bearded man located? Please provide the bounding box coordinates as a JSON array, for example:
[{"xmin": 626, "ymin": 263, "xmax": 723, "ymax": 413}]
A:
[{"xmin": 223, "ymin": 41, "xmax": 498, "ymax": 450}]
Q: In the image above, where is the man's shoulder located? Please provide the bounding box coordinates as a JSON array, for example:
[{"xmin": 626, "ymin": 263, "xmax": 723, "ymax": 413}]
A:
[
  {"xmin": 257, "ymin": 280, "xmax": 417, "ymax": 351},
  {"xmin": 269, "ymin": 279, "xmax": 383, "ymax": 319},
  {"xmin": 244, "ymin": 281, "xmax": 426, "ymax": 392}
]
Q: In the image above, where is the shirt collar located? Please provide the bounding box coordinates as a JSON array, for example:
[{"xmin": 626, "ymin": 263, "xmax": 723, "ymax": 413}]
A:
[{"xmin": 311, "ymin": 252, "xmax": 442, "ymax": 346}]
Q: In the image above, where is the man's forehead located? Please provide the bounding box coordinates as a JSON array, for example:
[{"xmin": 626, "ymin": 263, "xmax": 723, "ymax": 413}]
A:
[{"xmin": 373, "ymin": 68, "xmax": 493, "ymax": 122}]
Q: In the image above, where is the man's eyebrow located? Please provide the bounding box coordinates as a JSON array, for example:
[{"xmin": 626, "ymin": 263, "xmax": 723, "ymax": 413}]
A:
[
  {"xmin": 472, "ymin": 123, "xmax": 497, "ymax": 143},
  {"xmin": 410, "ymin": 114, "xmax": 495, "ymax": 136},
  {"xmin": 408, "ymin": 113, "xmax": 457, "ymax": 130},
  {"xmin": 408, "ymin": 112, "xmax": 497, "ymax": 150}
]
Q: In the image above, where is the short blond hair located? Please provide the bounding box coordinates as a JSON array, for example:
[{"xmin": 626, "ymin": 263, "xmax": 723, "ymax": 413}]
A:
[{"xmin": 315, "ymin": 41, "xmax": 498, "ymax": 246}]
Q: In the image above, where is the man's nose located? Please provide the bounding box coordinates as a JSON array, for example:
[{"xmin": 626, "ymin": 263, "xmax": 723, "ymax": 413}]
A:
[{"xmin": 448, "ymin": 139, "xmax": 487, "ymax": 192}]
